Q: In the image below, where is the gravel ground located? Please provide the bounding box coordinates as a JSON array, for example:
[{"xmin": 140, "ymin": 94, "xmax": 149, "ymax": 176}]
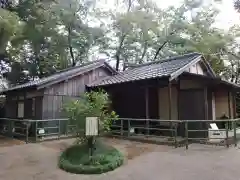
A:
[{"xmin": 0, "ymin": 138, "xmax": 240, "ymax": 180}]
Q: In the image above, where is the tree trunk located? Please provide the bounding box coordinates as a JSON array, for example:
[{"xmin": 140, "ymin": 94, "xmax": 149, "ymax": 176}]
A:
[
  {"xmin": 68, "ymin": 27, "xmax": 75, "ymax": 67},
  {"xmin": 115, "ymin": 34, "xmax": 127, "ymax": 71},
  {"xmin": 139, "ymin": 42, "xmax": 148, "ymax": 64}
]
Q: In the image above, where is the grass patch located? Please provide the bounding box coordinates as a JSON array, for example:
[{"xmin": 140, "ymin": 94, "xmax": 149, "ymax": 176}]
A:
[{"xmin": 58, "ymin": 140, "xmax": 124, "ymax": 174}]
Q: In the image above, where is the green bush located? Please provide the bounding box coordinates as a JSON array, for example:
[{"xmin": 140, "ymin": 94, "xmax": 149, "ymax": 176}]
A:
[
  {"xmin": 63, "ymin": 90, "xmax": 118, "ymax": 143},
  {"xmin": 58, "ymin": 140, "xmax": 124, "ymax": 174}
]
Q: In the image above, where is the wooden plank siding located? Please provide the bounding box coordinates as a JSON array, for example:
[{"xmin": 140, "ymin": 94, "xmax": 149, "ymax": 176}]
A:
[
  {"xmin": 41, "ymin": 67, "xmax": 111, "ymax": 134},
  {"xmin": 4, "ymin": 90, "xmax": 44, "ymax": 119}
]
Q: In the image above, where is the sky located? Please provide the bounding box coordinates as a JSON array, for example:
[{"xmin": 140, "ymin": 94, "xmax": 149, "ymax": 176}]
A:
[
  {"xmin": 94, "ymin": 0, "xmax": 240, "ymax": 64},
  {"xmin": 99, "ymin": 0, "xmax": 240, "ymax": 30},
  {"xmin": 155, "ymin": 0, "xmax": 239, "ymax": 30}
]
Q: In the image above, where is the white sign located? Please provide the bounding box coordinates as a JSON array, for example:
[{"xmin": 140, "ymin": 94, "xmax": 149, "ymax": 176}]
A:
[
  {"xmin": 38, "ymin": 129, "xmax": 45, "ymax": 134},
  {"xmin": 130, "ymin": 128, "xmax": 135, "ymax": 134},
  {"xmin": 85, "ymin": 117, "xmax": 98, "ymax": 136},
  {"xmin": 210, "ymin": 123, "xmax": 219, "ymax": 130}
]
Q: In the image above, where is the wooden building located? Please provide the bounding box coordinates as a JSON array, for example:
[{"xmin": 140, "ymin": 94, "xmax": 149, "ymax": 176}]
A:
[
  {"xmin": 1, "ymin": 52, "xmax": 240, "ymax": 138},
  {"xmin": 1, "ymin": 60, "xmax": 116, "ymax": 135},
  {"xmin": 88, "ymin": 53, "xmax": 240, "ymax": 138}
]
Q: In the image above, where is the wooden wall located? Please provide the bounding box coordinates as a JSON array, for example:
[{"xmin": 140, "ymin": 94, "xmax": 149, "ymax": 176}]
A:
[
  {"xmin": 215, "ymin": 90, "xmax": 233, "ymax": 119},
  {"xmin": 42, "ymin": 67, "xmax": 111, "ymax": 120},
  {"xmin": 159, "ymin": 86, "xmax": 178, "ymax": 121},
  {"xmin": 4, "ymin": 90, "xmax": 43, "ymax": 119}
]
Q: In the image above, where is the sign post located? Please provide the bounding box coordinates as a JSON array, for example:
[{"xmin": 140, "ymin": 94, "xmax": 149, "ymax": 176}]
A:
[{"xmin": 85, "ymin": 117, "xmax": 99, "ymax": 157}]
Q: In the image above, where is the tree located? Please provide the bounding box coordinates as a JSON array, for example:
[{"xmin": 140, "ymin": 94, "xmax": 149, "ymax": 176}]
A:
[
  {"xmin": 53, "ymin": 0, "xmax": 105, "ymax": 67},
  {"xmin": 234, "ymin": 0, "xmax": 240, "ymax": 12},
  {"xmin": 1, "ymin": 0, "xmax": 70, "ymax": 84},
  {"xmin": 63, "ymin": 90, "xmax": 118, "ymax": 143},
  {"xmin": 99, "ymin": 0, "xmax": 231, "ymax": 75}
]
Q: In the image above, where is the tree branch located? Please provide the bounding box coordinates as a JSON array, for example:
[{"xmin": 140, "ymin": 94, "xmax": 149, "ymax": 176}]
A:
[
  {"xmin": 153, "ymin": 41, "xmax": 168, "ymax": 61},
  {"xmin": 153, "ymin": 31, "xmax": 175, "ymax": 61}
]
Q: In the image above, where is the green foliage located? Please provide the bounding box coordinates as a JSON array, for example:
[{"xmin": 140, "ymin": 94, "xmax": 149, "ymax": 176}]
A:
[
  {"xmin": 64, "ymin": 90, "xmax": 118, "ymax": 136},
  {"xmin": 234, "ymin": 0, "xmax": 240, "ymax": 12},
  {"xmin": 1, "ymin": 0, "xmax": 240, "ymax": 85},
  {"xmin": 58, "ymin": 140, "xmax": 124, "ymax": 174},
  {"xmin": 0, "ymin": 8, "xmax": 22, "ymax": 53}
]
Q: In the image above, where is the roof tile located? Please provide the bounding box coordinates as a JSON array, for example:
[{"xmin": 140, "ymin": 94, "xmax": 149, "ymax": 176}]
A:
[
  {"xmin": 3, "ymin": 60, "xmax": 113, "ymax": 92},
  {"xmin": 88, "ymin": 53, "xmax": 202, "ymax": 87}
]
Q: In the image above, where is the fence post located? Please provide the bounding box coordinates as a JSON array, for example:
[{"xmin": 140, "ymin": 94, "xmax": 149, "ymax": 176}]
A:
[
  {"xmin": 174, "ymin": 123, "xmax": 178, "ymax": 148},
  {"xmin": 26, "ymin": 123, "xmax": 28, "ymax": 144},
  {"xmin": 234, "ymin": 120, "xmax": 237, "ymax": 147},
  {"xmin": 35, "ymin": 121, "xmax": 38, "ymax": 143},
  {"xmin": 128, "ymin": 119, "xmax": 130, "ymax": 137},
  {"xmin": 225, "ymin": 122, "xmax": 229, "ymax": 148},
  {"xmin": 120, "ymin": 119, "xmax": 123, "ymax": 136},
  {"xmin": 58, "ymin": 120, "xmax": 61, "ymax": 139},
  {"xmin": 185, "ymin": 121, "xmax": 188, "ymax": 150}
]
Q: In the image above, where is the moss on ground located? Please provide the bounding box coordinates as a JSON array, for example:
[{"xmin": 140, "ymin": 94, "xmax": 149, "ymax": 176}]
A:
[{"xmin": 58, "ymin": 140, "xmax": 124, "ymax": 174}]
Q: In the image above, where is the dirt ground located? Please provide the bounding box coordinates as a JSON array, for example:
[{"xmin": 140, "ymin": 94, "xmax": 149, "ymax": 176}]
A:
[
  {"xmin": 41, "ymin": 137, "xmax": 171, "ymax": 161},
  {"xmin": 0, "ymin": 137, "xmax": 240, "ymax": 180},
  {"xmin": 0, "ymin": 136, "xmax": 25, "ymax": 147}
]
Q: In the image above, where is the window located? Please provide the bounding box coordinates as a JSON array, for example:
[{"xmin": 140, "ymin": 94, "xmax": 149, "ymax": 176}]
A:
[{"xmin": 18, "ymin": 102, "xmax": 24, "ymax": 118}]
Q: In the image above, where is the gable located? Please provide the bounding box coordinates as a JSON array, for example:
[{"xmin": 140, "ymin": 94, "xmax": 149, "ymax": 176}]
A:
[
  {"xmin": 43, "ymin": 66, "xmax": 111, "ymax": 96},
  {"xmin": 185, "ymin": 61, "xmax": 205, "ymax": 75},
  {"xmin": 2, "ymin": 60, "xmax": 116, "ymax": 93},
  {"xmin": 183, "ymin": 58, "xmax": 215, "ymax": 77}
]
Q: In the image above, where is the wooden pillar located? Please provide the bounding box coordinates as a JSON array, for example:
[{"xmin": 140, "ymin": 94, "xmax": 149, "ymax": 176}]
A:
[
  {"xmin": 168, "ymin": 82, "xmax": 172, "ymax": 120},
  {"xmin": 145, "ymin": 87, "xmax": 149, "ymax": 135},
  {"xmin": 177, "ymin": 79, "xmax": 180, "ymax": 120},
  {"xmin": 233, "ymin": 91, "xmax": 237, "ymax": 119},
  {"xmin": 228, "ymin": 91, "xmax": 232, "ymax": 119},
  {"xmin": 203, "ymin": 88, "xmax": 208, "ymax": 138},
  {"xmin": 204, "ymin": 87, "xmax": 208, "ymax": 120},
  {"xmin": 228, "ymin": 91, "xmax": 232, "ymax": 129},
  {"xmin": 168, "ymin": 82, "xmax": 173, "ymax": 137},
  {"xmin": 145, "ymin": 87, "xmax": 149, "ymax": 119},
  {"xmin": 16, "ymin": 95, "xmax": 19, "ymax": 119}
]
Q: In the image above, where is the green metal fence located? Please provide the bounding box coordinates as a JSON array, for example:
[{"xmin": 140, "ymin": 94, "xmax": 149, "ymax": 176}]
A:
[
  {"xmin": 0, "ymin": 118, "xmax": 80, "ymax": 143},
  {"xmin": 110, "ymin": 118, "xmax": 240, "ymax": 149},
  {"xmin": 0, "ymin": 117, "xmax": 239, "ymax": 149}
]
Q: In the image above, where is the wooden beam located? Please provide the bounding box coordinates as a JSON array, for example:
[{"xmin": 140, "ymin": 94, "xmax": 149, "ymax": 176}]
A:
[{"xmin": 168, "ymin": 82, "xmax": 172, "ymax": 120}]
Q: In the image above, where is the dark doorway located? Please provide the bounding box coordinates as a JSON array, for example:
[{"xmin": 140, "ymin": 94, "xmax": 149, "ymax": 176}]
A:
[{"xmin": 178, "ymin": 89, "xmax": 207, "ymax": 138}]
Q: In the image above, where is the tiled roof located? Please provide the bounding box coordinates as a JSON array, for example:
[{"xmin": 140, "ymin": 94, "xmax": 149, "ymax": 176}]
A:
[
  {"xmin": 88, "ymin": 53, "xmax": 202, "ymax": 87},
  {"xmin": 3, "ymin": 60, "xmax": 115, "ymax": 92}
]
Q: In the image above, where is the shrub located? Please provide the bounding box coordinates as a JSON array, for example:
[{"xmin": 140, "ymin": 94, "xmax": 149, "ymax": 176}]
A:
[
  {"xmin": 63, "ymin": 90, "xmax": 118, "ymax": 142},
  {"xmin": 58, "ymin": 140, "xmax": 124, "ymax": 174}
]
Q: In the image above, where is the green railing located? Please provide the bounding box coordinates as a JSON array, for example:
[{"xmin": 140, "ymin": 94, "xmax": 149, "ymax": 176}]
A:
[
  {"xmin": 110, "ymin": 118, "xmax": 240, "ymax": 149},
  {"xmin": 0, "ymin": 117, "xmax": 239, "ymax": 149},
  {"xmin": 111, "ymin": 118, "xmax": 183, "ymax": 148},
  {"xmin": 183, "ymin": 119, "xmax": 240, "ymax": 149},
  {"xmin": 0, "ymin": 118, "xmax": 80, "ymax": 143}
]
